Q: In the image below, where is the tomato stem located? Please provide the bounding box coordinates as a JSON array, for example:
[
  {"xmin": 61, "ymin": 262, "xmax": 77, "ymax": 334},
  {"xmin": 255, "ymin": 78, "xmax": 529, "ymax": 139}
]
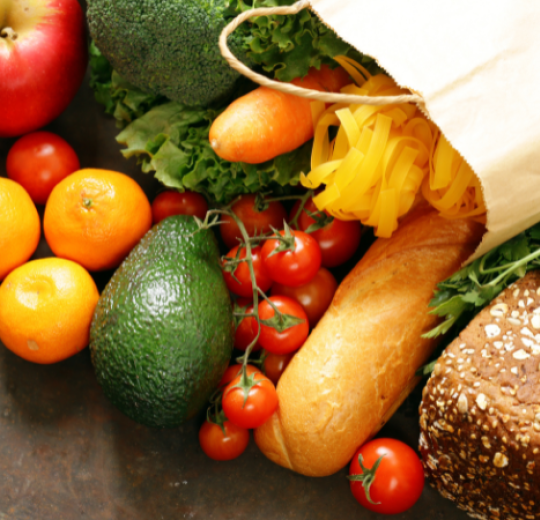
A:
[{"xmin": 347, "ymin": 454, "xmax": 385, "ymax": 505}]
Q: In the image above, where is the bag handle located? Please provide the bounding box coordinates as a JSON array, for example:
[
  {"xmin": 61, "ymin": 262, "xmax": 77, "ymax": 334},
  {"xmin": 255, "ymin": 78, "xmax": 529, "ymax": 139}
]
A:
[{"xmin": 218, "ymin": 0, "xmax": 425, "ymax": 107}]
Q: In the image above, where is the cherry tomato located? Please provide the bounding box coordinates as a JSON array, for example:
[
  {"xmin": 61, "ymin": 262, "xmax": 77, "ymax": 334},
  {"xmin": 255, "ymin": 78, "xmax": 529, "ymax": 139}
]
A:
[
  {"xmin": 262, "ymin": 350, "xmax": 294, "ymax": 384},
  {"xmin": 222, "ymin": 245, "xmax": 272, "ymax": 298},
  {"xmin": 220, "ymin": 194, "xmax": 287, "ymax": 249},
  {"xmin": 254, "ymin": 296, "xmax": 309, "ymax": 355},
  {"xmin": 199, "ymin": 419, "xmax": 250, "ymax": 461},
  {"xmin": 291, "ymin": 198, "xmax": 362, "ymax": 267},
  {"xmin": 261, "ymin": 229, "xmax": 321, "ymax": 287},
  {"xmin": 6, "ymin": 131, "xmax": 80, "ymax": 205},
  {"xmin": 222, "ymin": 372, "xmax": 278, "ymax": 429},
  {"xmin": 218, "ymin": 364, "xmax": 261, "ymax": 388},
  {"xmin": 271, "ymin": 267, "xmax": 337, "ymax": 328},
  {"xmin": 234, "ymin": 304, "xmax": 262, "ymax": 352},
  {"xmin": 151, "ymin": 190, "xmax": 208, "ymax": 224},
  {"xmin": 349, "ymin": 438, "xmax": 424, "ymax": 515}
]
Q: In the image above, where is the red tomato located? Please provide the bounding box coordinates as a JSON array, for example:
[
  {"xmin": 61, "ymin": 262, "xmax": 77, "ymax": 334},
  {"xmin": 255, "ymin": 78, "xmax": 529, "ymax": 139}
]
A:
[
  {"xmin": 271, "ymin": 267, "xmax": 337, "ymax": 328},
  {"xmin": 151, "ymin": 190, "xmax": 208, "ymax": 224},
  {"xmin": 222, "ymin": 246, "xmax": 272, "ymax": 298},
  {"xmin": 261, "ymin": 229, "xmax": 321, "ymax": 287},
  {"xmin": 198, "ymin": 419, "xmax": 250, "ymax": 461},
  {"xmin": 218, "ymin": 364, "xmax": 261, "ymax": 388},
  {"xmin": 6, "ymin": 132, "xmax": 80, "ymax": 205},
  {"xmin": 254, "ymin": 296, "xmax": 309, "ymax": 355},
  {"xmin": 234, "ymin": 305, "xmax": 262, "ymax": 352},
  {"xmin": 262, "ymin": 350, "xmax": 293, "ymax": 385},
  {"xmin": 291, "ymin": 198, "xmax": 362, "ymax": 267},
  {"xmin": 222, "ymin": 372, "xmax": 278, "ymax": 429},
  {"xmin": 220, "ymin": 194, "xmax": 287, "ymax": 249},
  {"xmin": 349, "ymin": 438, "xmax": 425, "ymax": 515}
]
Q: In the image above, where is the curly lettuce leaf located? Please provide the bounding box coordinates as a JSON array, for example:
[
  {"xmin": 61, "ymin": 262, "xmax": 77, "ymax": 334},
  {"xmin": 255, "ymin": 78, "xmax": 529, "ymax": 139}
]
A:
[
  {"xmin": 116, "ymin": 102, "xmax": 310, "ymax": 202},
  {"xmin": 229, "ymin": 0, "xmax": 382, "ymax": 82}
]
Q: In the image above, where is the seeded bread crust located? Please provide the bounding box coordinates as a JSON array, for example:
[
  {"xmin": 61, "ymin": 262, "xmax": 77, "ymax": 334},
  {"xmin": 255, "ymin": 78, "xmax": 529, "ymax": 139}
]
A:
[{"xmin": 419, "ymin": 270, "xmax": 540, "ymax": 520}]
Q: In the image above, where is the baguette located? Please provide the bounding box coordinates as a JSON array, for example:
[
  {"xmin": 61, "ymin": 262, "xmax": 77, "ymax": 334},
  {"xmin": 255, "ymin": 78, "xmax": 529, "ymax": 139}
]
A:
[{"xmin": 254, "ymin": 206, "xmax": 485, "ymax": 477}]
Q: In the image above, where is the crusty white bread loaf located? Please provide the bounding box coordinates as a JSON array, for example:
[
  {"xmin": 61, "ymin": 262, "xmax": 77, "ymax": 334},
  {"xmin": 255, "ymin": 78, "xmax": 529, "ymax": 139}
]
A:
[
  {"xmin": 419, "ymin": 271, "xmax": 540, "ymax": 520},
  {"xmin": 254, "ymin": 206, "xmax": 485, "ymax": 477}
]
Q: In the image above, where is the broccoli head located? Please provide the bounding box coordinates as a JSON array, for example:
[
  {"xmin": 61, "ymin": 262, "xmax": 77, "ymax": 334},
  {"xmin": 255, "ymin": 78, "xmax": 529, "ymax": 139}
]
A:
[{"xmin": 86, "ymin": 0, "xmax": 249, "ymax": 107}]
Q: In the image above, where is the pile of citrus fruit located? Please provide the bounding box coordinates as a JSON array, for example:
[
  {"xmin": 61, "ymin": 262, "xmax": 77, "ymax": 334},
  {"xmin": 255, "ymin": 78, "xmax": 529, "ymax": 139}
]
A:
[{"xmin": 0, "ymin": 131, "xmax": 152, "ymax": 364}]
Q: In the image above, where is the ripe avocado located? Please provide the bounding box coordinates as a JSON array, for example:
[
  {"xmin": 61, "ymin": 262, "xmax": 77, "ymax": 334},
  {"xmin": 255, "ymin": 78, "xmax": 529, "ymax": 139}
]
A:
[{"xmin": 89, "ymin": 216, "xmax": 233, "ymax": 428}]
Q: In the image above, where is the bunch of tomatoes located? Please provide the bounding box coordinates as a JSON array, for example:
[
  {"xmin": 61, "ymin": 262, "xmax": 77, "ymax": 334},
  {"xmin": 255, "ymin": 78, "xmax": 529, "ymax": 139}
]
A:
[{"xmin": 158, "ymin": 191, "xmax": 358, "ymax": 463}]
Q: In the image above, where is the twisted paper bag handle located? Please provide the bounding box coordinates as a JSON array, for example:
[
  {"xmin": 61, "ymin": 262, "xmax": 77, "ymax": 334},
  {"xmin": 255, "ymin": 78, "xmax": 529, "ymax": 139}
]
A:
[{"xmin": 218, "ymin": 0, "xmax": 425, "ymax": 107}]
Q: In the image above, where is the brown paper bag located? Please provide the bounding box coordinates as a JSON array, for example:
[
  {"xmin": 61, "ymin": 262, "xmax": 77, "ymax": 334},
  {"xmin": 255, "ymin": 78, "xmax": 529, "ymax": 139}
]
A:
[{"xmin": 220, "ymin": 0, "xmax": 540, "ymax": 260}]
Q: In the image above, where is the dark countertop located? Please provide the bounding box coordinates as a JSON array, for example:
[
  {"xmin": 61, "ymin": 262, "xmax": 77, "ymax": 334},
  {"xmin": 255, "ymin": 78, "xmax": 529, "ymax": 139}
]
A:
[{"xmin": 0, "ymin": 73, "xmax": 470, "ymax": 520}]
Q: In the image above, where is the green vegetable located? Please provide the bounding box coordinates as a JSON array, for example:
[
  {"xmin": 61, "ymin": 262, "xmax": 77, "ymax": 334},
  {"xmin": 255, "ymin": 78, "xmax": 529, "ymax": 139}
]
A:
[
  {"xmin": 86, "ymin": 0, "xmax": 252, "ymax": 107},
  {"xmin": 90, "ymin": 216, "xmax": 234, "ymax": 428},
  {"xmin": 424, "ymin": 222, "xmax": 540, "ymax": 339},
  {"xmin": 87, "ymin": 0, "xmax": 373, "ymax": 108}
]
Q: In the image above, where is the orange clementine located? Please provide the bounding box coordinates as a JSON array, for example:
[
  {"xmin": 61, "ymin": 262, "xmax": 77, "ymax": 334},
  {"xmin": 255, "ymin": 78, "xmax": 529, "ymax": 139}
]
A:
[
  {"xmin": 43, "ymin": 168, "xmax": 152, "ymax": 271},
  {"xmin": 0, "ymin": 258, "xmax": 100, "ymax": 364},
  {"xmin": 0, "ymin": 177, "xmax": 41, "ymax": 280}
]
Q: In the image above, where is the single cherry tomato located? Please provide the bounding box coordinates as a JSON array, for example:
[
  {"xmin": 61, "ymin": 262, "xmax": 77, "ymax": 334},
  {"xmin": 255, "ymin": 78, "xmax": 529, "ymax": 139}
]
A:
[
  {"xmin": 222, "ymin": 245, "xmax": 272, "ymax": 298},
  {"xmin": 198, "ymin": 419, "xmax": 250, "ymax": 461},
  {"xmin": 218, "ymin": 364, "xmax": 261, "ymax": 388},
  {"xmin": 262, "ymin": 350, "xmax": 294, "ymax": 385},
  {"xmin": 6, "ymin": 131, "xmax": 80, "ymax": 205},
  {"xmin": 234, "ymin": 304, "xmax": 262, "ymax": 352},
  {"xmin": 254, "ymin": 295, "xmax": 309, "ymax": 355},
  {"xmin": 348, "ymin": 438, "xmax": 425, "ymax": 515},
  {"xmin": 261, "ymin": 229, "xmax": 321, "ymax": 287},
  {"xmin": 290, "ymin": 198, "xmax": 362, "ymax": 267},
  {"xmin": 151, "ymin": 190, "xmax": 208, "ymax": 224},
  {"xmin": 220, "ymin": 194, "xmax": 287, "ymax": 249},
  {"xmin": 272, "ymin": 267, "xmax": 337, "ymax": 328},
  {"xmin": 222, "ymin": 372, "xmax": 278, "ymax": 429}
]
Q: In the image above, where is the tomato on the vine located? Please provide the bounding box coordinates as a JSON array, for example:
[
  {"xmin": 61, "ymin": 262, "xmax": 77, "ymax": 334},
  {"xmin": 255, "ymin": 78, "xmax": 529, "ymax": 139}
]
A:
[
  {"xmin": 198, "ymin": 419, "xmax": 250, "ymax": 461},
  {"xmin": 218, "ymin": 364, "xmax": 261, "ymax": 388},
  {"xmin": 222, "ymin": 245, "xmax": 272, "ymax": 298},
  {"xmin": 222, "ymin": 372, "xmax": 278, "ymax": 429},
  {"xmin": 271, "ymin": 267, "xmax": 337, "ymax": 328},
  {"xmin": 348, "ymin": 438, "xmax": 424, "ymax": 515},
  {"xmin": 151, "ymin": 190, "xmax": 208, "ymax": 224},
  {"xmin": 254, "ymin": 295, "xmax": 309, "ymax": 355},
  {"xmin": 6, "ymin": 131, "xmax": 80, "ymax": 205},
  {"xmin": 220, "ymin": 194, "xmax": 287, "ymax": 250},
  {"xmin": 261, "ymin": 228, "xmax": 321, "ymax": 287},
  {"xmin": 262, "ymin": 350, "xmax": 294, "ymax": 384},
  {"xmin": 291, "ymin": 198, "xmax": 362, "ymax": 267}
]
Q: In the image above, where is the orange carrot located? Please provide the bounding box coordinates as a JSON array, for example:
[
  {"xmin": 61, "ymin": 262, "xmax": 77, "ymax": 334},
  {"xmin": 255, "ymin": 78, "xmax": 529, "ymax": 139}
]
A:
[{"xmin": 209, "ymin": 66, "xmax": 350, "ymax": 165}]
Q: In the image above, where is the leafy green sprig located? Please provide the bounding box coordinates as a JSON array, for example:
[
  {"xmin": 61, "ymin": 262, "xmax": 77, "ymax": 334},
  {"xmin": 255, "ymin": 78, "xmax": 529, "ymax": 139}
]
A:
[{"xmin": 424, "ymin": 222, "xmax": 540, "ymax": 339}]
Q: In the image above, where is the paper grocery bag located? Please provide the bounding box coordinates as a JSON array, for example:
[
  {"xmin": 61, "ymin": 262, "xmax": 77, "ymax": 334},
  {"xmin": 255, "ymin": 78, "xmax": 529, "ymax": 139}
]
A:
[{"xmin": 221, "ymin": 0, "xmax": 540, "ymax": 261}]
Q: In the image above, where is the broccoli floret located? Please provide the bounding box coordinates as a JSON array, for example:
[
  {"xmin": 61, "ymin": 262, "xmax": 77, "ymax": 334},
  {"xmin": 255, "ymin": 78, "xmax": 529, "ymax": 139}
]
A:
[{"xmin": 86, "ymin": 0, "xmax": 249, "ymax": 107}]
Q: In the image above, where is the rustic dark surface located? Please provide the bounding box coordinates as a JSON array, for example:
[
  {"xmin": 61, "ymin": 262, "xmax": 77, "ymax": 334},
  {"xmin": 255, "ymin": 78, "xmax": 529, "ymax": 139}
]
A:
[{"xmin": 0, "ymin": 59, "xmax": 471, "ymax": 520}]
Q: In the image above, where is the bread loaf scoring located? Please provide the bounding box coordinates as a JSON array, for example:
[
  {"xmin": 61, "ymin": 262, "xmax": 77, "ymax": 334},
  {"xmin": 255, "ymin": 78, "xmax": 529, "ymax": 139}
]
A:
[
  {"xmin": 419, "ymin": 271, "xmax": 540, "ymax": 520},
  {"xmin": 255, "ymin": 206, "xmax": 484, "ymax": 477}
]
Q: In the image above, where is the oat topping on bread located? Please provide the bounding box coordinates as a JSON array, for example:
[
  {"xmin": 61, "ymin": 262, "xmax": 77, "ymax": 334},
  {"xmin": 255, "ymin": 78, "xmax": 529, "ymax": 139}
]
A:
[{"xmin": 419, "ymin": 270, "xmax": 540, "ymax": 520}]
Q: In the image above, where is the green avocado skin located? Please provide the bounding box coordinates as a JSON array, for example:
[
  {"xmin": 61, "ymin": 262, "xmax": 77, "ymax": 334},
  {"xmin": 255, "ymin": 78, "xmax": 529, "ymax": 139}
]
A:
[{"xmin": 90, "ymin": 216, "xmax": 233, "ymax": 428}]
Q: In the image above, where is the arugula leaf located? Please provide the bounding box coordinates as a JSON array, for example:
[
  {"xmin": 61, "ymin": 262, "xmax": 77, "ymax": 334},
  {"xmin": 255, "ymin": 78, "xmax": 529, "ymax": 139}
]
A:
[{"xmin": 424, "ymin": 222, "xmax": 540, "ymax": 339}]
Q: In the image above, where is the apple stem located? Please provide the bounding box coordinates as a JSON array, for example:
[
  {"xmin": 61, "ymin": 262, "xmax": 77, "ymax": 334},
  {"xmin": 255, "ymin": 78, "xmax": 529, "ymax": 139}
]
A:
[{"xmin": 0, "ymin": 27, "xmax": 18, "ymax": 41}]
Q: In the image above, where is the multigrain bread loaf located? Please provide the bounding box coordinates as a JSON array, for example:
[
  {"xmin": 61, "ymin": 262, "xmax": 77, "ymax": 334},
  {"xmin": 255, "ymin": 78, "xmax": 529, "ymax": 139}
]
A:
[
  {"xmin": 254, "ymin": 206, "xmax": 485, "ymax": 477},
  {"xmin": 419, "ymin": 270, "xmax": 540, "ymax": 520}
]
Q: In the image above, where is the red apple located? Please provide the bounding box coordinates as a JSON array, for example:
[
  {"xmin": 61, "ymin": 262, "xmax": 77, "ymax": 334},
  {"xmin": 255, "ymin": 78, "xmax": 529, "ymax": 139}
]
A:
[{"xmin": 0, "ymin": 0, "xmax": 87, "ymax": 138}]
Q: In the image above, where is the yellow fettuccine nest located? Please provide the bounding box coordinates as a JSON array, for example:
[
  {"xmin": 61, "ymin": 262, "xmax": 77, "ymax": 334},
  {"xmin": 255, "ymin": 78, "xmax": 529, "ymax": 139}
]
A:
[{"xmin": 300, "ymin": 57, "xmax": 486, "ymax": 237}]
